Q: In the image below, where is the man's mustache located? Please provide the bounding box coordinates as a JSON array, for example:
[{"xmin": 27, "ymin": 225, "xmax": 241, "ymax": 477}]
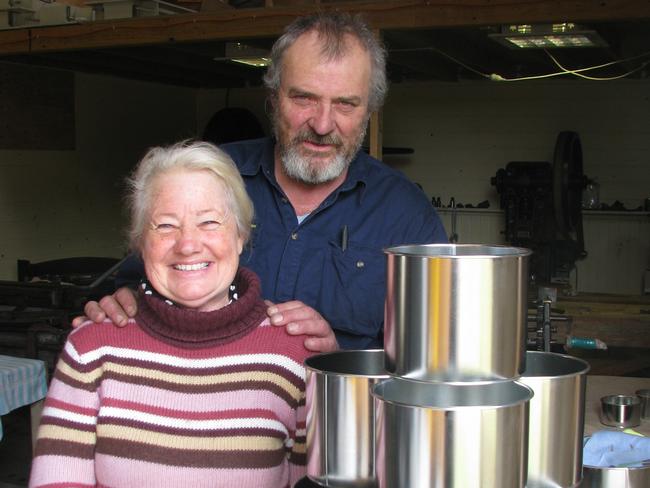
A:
[{"xmin": 293, "ymin": 130, "xmax": 342, "ymax": 148}]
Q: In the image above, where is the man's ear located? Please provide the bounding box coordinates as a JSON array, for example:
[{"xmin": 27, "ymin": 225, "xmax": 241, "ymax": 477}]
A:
[{"xmin": 264, "ymin": 94, "xmax": 278, "ymax": 117}]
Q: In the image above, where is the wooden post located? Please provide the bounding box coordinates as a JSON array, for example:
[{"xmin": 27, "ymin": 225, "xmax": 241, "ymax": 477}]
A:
[
  {"xmin": 369, "ymin": 110, "xmax": 382, "ymax": 161},
  {"xmin": 368, "ymin": 28, "xmax": 383, "ymax": 161}
]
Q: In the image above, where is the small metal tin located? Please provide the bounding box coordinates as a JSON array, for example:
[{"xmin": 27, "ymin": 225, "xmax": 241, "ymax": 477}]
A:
[
  {"xmin": 600, "ymin": 394, "xmax": 641, "ymax": 428},
  {"xmin": 636, "ymin": 389, "xmax": 650, "ymax": 421}
]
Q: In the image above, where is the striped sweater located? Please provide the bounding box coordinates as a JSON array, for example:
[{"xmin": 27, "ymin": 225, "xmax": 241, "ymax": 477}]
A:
[{"xmin": 29, "ymin": 268, "xmax": 311, "ymax": 488}]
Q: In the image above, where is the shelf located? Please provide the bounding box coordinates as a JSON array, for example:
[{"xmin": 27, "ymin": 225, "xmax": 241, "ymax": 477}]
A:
[
  {"xmin": 434, "ymin": 208, "xmax": 650, "ymax": 218},
  {"xmin": 582, "ymin": 210, "xmax": 650, "ymax": 217},
  {"xmin": 435, "ymin": 207, "xmax": 501, "ymax": 215}
]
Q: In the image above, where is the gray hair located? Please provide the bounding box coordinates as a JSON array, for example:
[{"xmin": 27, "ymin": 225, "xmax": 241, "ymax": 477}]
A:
[
  {"xmin": 263, "ymin": 11, "xmax": 388, "ymax": 113},
  {"xmin": 126, "ymin": 140, "xmax": 253, "ymax": 252}
]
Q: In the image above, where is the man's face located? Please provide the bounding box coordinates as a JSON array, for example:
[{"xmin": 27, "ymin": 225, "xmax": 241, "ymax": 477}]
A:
[{"xmin": 273, "ymin": 31, "xmax": 372, "ymax": 185}]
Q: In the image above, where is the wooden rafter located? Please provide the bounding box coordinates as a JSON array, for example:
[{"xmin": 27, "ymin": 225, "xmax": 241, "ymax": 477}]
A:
[{"xmin": 2, "ymin": 0, "xmax": 650, "ymax": 55}]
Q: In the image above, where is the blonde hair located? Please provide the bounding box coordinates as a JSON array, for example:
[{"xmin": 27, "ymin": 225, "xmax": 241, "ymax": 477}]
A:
[{"xmin": 126, "ymin": 140, "xmax": 253, "ymax": 251}]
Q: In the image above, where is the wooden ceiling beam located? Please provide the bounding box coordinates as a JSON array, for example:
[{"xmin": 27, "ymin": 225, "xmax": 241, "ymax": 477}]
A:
[
  {"xmin": 0, "ymin": 28, "xmax": 30, "ymax": 54},
  {"xmin": 3, "ymin": 0, "xmax": 650, "ymax": 55}
]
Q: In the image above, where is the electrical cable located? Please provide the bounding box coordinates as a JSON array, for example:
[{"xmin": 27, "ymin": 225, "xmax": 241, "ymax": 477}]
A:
[
  {"xmin": 491, "ymin": 49, "xmax": 650, "ymax": 82},
  {"xmin": 391, "ymin": 42, "xmax": 650, "ymax": 82},
  {"xmin": 544, "ymin": 50, "xmax": 650, "ymax": 81},
  {"xmin": 389, "ymin": 46, "xmax": 492, "ymax": 80},
  {"xmin": 391, "ymin": 45, "xmax": 650, "ymax": 82}
]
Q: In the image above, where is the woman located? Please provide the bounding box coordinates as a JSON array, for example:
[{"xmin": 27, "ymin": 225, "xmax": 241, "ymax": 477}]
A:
[{"xmin": 30, "ymin": 141, "xmax": 311, "ymax": 487}]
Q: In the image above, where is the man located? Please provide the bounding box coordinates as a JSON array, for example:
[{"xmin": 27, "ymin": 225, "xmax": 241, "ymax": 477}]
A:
[{"xmin": 76, "ymin": 12, "xmax": 447, "ymax": 351}]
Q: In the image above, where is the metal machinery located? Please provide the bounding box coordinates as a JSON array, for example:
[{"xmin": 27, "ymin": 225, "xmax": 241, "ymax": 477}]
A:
[
  {"xmin": 0, "ymin": 257, "xmax": 123, "ymax": 372},
  {"xmin": 527, "ymin": 287, "xmax": 571, "ymax": 352},
  {"xmin": 492, "ymin": 131, "xmax": 588, "ymax": 287},
  {"xmin": 492, "ymin": 132, "xmax": 590, "ymax": 351}
]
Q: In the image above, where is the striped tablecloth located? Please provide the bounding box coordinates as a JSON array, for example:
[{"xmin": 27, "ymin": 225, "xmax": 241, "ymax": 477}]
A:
[{"xmin": 0, "ymin": 355, "xmax": 48, "ymax": 440}]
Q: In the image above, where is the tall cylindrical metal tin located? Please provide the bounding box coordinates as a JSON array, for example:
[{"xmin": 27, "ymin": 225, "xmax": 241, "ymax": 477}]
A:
[
  {"xmin": 305, "ymin": 350, "xmax": 388, "ymax": 487},
  {"xmin": 384, "ymin": 244, "xmax": 531, "ymax": 381},
  {"xmin": 520, "ymin": 351, "xmax": 590, "ymax": 488},
  {"xmin": 372, "ymin": 378, "xmax": 533, "ymax": 488}
]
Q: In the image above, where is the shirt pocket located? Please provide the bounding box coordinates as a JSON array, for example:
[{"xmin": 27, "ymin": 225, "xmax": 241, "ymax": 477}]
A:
[{"xmin": 325, "ymin": 241, "xmax": 386, "ymax": 339}]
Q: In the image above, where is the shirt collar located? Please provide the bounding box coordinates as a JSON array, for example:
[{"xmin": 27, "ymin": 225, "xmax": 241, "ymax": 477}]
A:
[
  {"xmin": 237, "ymin": 137, "xmax": 276, "ymax": 177},
  {"xmin": 339, "ymin": 150, "xmax": 370, "ymax": 201}
]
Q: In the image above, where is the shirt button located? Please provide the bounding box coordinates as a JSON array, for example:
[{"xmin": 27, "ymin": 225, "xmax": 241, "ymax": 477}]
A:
[
  {"xmin": 281, "ymin": 198, "xmax": 288, "ymax": 203},
  {"xmin": 356, "ymin": 261, "xmax": 365, "ymax": 268},
  {"xmin": 291, "ymin": 232, "xmax": 298, "ymax": 240}
]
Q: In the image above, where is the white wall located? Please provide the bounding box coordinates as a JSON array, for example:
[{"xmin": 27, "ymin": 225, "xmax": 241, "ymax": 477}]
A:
[
  {"xmin": 196, "ymin": 80, "xmax": 650, "ymax": 294},
  {"xmin": 381, "ymin": 80, "xmax": 650, "ymax": 295},
  {"xmin": 0, "ymin": 71, "xmax": 196, "ymax": 280},
  {"xmin": 382, "ymin": 80, "xmax": 650, "ymax": 210},
  {"xmin": 435, "ymin": 208, "xmax": 650, "ymax": 295},
  {"xmin": 197, "ymin": 80, "xmax": 650, "ymax": 210},
  {"xmin": 1, "ymin": 73, "xmax": 648, "ymax": 295}
]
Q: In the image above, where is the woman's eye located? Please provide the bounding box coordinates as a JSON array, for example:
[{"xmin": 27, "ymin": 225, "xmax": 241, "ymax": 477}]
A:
[
  {"xmin": 200, "ymin": 220, "xmax": 222, "ymax": 230},
  {"xmin": 153, "ymin": 223, "xmax": 177, "ymax": 233}
]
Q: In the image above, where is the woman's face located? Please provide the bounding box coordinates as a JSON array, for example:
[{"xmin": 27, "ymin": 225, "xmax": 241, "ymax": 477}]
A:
[{"xmin": 141, "ymin": 168, "xmax": 243, "ymax": 311}]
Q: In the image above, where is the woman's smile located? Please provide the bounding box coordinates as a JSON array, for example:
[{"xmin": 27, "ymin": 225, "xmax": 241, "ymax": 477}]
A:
[{"xmin": 173, "ymin": 262, "xmax": 211, "ymax": 271}]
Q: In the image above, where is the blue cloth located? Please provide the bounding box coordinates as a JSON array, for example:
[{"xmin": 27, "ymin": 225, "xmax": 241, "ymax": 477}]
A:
[
  {"xmin": 0, "ymin": 355, "xmax": 48, "ymax": 439},
  {"xmin": 223, "ymin": 138, "xmax": 446, "ymax": 349},
  {"xmin": 118, "ymin": 137, "xmax": 447, "ymax": 349},
  {"xmin": 584, "ymin": 431, "xmax": 650, "ymax": 468}
]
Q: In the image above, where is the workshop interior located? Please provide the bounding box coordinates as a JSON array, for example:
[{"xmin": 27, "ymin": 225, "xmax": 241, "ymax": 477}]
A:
[{"xmin": 1, "ymin": 1, "xmax": 650, "ymax": 487}]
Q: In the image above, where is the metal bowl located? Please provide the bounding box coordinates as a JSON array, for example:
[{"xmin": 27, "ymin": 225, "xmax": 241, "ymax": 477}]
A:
[
  {"xmin": 636, "ymin": 388, "xmax": 650, "ymax": 420},
  {"xmin": 599, "ymin": 394, "xmax": 641, "ymax": 428}
]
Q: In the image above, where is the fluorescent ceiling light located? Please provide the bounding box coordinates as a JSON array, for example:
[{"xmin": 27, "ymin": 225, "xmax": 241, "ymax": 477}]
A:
[
  {"xmin": 213, "ymin": 42, "xmax": 270, "ymax": 67},
  {"xmin": 489, "ymin": 23, "xmax": 607, "ymax": 49},
  {"xmin": 230, "ymin": 57, "xmax": 271, "ymax": 67}
]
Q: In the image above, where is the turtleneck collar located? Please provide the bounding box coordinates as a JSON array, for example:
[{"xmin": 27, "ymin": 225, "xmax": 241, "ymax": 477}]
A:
[{"xmin": 135, "ymin": 267, "xmax": 267, "ymax": 349}]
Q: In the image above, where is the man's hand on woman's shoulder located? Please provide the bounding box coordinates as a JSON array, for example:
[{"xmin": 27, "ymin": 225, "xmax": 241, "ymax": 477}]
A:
[
  {"xmin": 265, "ymin": 300, "xmax": 339, "ymax": 353},
  {"xmin": 71, "ymin": 287, "xmax": 138, "ymax": 328}
]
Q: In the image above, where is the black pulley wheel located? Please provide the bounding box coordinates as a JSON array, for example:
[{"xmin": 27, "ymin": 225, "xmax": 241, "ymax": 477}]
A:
[
  {"xmin": 552, "ymin": 131, "xmax": 587, "ymax": 257},
  {"xmin": 553, "ymin": 131, "xmax": 582, "ymax": 238}
]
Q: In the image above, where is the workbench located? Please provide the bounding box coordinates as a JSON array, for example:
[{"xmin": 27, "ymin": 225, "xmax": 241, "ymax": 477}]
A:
[{"xmin": 555, "ymin": 294, "xmax": 650, "ymax": 349}]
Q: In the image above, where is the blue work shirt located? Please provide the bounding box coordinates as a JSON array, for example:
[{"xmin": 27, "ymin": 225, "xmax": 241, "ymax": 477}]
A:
[{"xmin": 222, "ymin": 137, "xmax": 447, "ymax": 349}]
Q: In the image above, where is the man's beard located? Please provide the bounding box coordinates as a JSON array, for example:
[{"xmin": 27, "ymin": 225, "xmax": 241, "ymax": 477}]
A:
[{"xmin": 274, "ymin": 117, "xmax": 367, "ymax": 185}]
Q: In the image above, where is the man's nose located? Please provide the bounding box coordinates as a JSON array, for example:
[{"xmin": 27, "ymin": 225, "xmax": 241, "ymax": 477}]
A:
[{"xmin": 308, "ymin": 102, "xmax": 336, "ymax": 135}]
